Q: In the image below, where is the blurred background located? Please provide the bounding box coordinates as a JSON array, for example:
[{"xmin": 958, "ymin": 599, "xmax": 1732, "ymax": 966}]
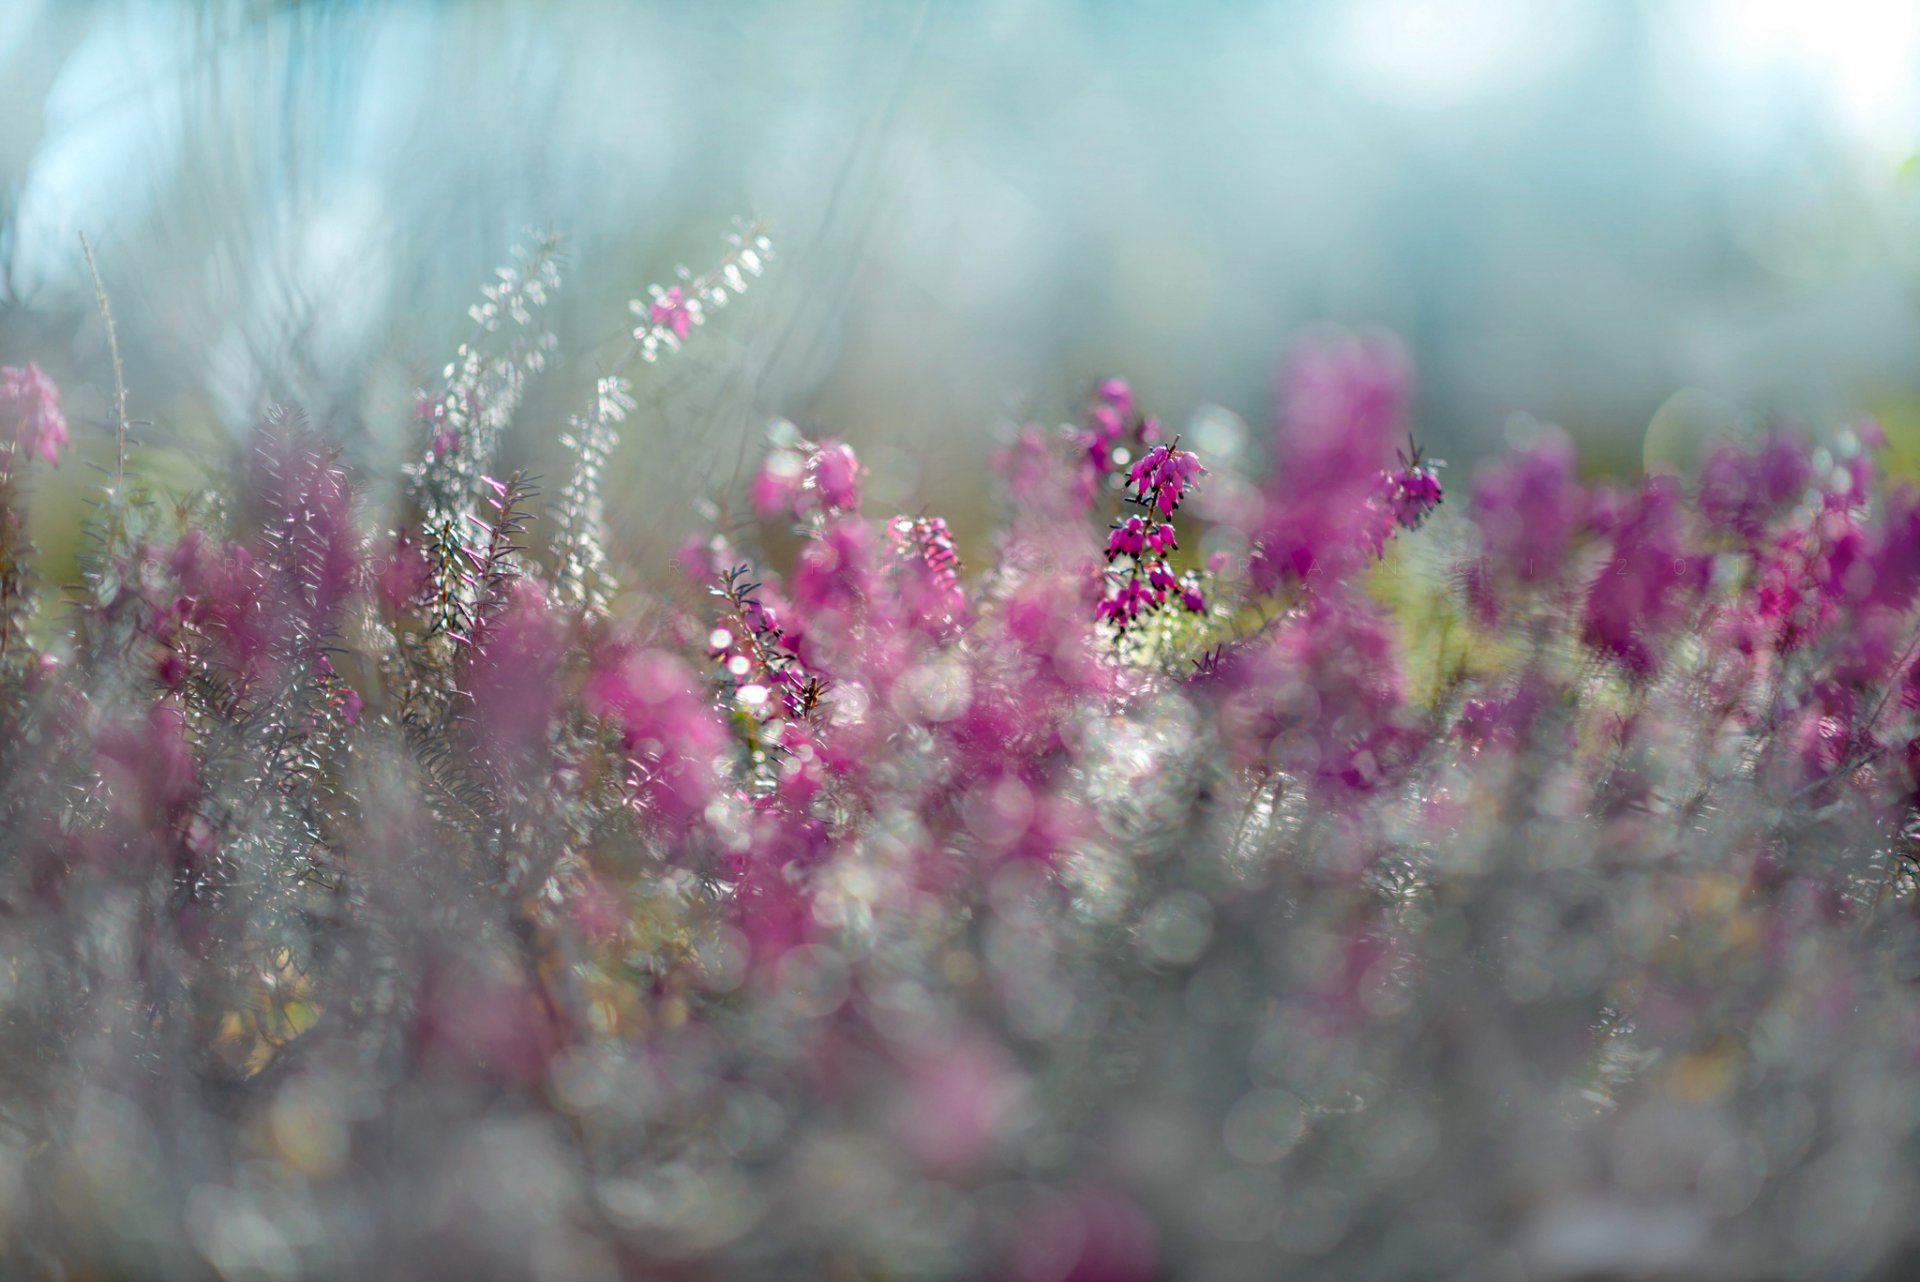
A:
[{"xmin": 5, "ymin": 0, "xmax": 1920, "ymax": 574}]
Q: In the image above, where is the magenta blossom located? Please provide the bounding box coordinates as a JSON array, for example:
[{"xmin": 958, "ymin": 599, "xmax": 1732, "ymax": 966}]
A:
[
  {"xmin": 1698, "ymin": 429, "xmax": 1812, "ymax": 542},
  {"xmin": 810, "ymin": 440, "xmax": 864, "ymax": 512},
  {"xmin": 1, "ymin": 362, "xmax": 68, "ymax": 467},
  {"xmin": 1126, "ymin": 442, "xmax": 1203, "ymax": 516},
  {"xmin": 1375, "ymin": 442, "xmax": 1443, "ymax": 534},
  {"xmin": 887, "ymin": 514, "xmax": 966, "ymax": 632},
  {"xmin": 468, "ymin": 578, "xmax": 566, "ymax": 770},
  {"xmin": 585, "ymin": 644, "xmax": 729, "ymax": 835},
  {"xmin": 1581, "ymin": 475, "xmax": 1711, "ymax": 678},
  {"xmin": 649, "ymin": 285, "xmax": 694, "ymax": 338},
  {"xmin": 1471, "ymin": 426, "xmax": 1585, "ymax": 591},
  {"xmin": 1249, "ymin": 329, "xmax": 1414, "ymax": 591}
]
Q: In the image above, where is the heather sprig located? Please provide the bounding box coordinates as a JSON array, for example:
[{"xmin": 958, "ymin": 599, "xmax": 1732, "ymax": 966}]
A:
[
  {"xmin": 553, "ymin": 222, "xmax": 774, "ymax": 614},
  {"xmin": 1370, "ymin": 435, "xmax": 1444, "ymax": 547},
  {"xmin": 629, "ymin": 220, "xmax": 773, "ymax": 363},
  {"xmin": 406, "ymin": 232, "xmax": 563, "ymax": 520},
  {"xmin": 550, "ymin": 375, "xmax": 633, "ymax": 613},
  {"xmin": 1083, "ymin": 382, "xmax": 1210, "ymax": 639}
]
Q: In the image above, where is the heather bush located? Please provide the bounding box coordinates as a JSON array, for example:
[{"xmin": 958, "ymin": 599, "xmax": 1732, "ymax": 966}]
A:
[{"xmin": 6, "ymin": 225, "xmax": 1920, "ymax": 1282}]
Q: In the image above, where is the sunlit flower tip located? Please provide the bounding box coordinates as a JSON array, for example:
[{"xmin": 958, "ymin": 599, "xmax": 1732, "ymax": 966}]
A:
[
  {"xmin": 750, "ymin": 450, "xmax": 805, "ymax": 518},
  {"xmin": 1378, "ymin": 459, "xmax": 1443, "ymax": 531},
  {"xmin": 1129, "ymin": 444, "xmax": 1202, "ymax": 514},
  {"xmin": 1, "ymin": 362, "xmax": 69, "ymax": 466},
  {"xmin": 480, "ymin": 475, "xmax": 509, "ymax": 497},
  {"xmin": 650, "ymin": 285, "xmax": 695, "ymax": 338},
  {"xmin": 810, "ymin": 441, "xmax": 863, "ymax": 510}
]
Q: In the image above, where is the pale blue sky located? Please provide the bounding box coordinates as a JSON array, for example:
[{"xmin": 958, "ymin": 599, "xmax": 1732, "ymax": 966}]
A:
[{"xmin": 3, "ymin": 0, "xmax": 1919, "ymax": 536}]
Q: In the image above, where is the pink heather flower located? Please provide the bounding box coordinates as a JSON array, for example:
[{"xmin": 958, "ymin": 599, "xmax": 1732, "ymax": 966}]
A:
[
  {"xmin": 1376, "ymin": 447, "xmax": 1443, "ymax": 533},
  {"xmin": 790, "ymin": 515, "xmax": 879, "ymax": 624},
  {"xmin": 1860, "ymin": 484, "xmax": 1920, "ymax": 614},
  {"xmin": 245, "ymin": 421, "xmax": 360, "ymax": 622},
  {"xmin": 1097, "ymin": 575, "xmax": 1160, "ymax": 627},
  {"xmin": 649, "ymin": 286, "xmax": 693, "ymax": 338},
  {"xmin": 1698, "ymin": 430, "xmax": 1812, "ymax": 541},
  {"xmin": 1, "ymin": 362, "xmax": 69, "ymax": 466},
  {"xmin": 171, "ymin": 538, "xmax": 272, "ymax": 681},
  {"xmin": 1581, "ymin": 476, "xmax": 1711, "ymax": 678},
  {"xmin": 1127, "ymin": 443, "xmax": 1202, "ymax": 516},
  {"xmin": 416, "ymin": 389, "xmax": 478, "ymax": 459},
  {"xmin": 1470, "ymin": 426, "xmax": 1586, "ymax": 592},
  {"xmin": 1107, "ymin": 516, "xmax": 1147, "ymax": 559},
  {"xmin": 887, "ymin": 515, "xmax": 966, "ymax": 630},
  {"xmin": 994, "ymin": 422, "xmax": 1085, "ymax": 518},
  {"xmin": 750, "ymin": 448, "xmax": 806, "ymax": 518},
  {"xmin": 469, "ymin": 578, "xmax": 566, "ymax": 769},
  {"xmin": 1748, "ymin": 524, "xmax": 1833, "ymax": 654},
  {"xmin": 1178, "ymin": 571, "xmax": 1206, "ymax": 613},
  {"xmin": 585, "ymin": 645, "xmax": 729, "ymax": 835},
  {"xmin": 1585, "ymin": 482, "xmax": 1634, "ymax": 537},
  {"xmin": 1211, "ymin": 594, "xmax": 1411, "ymax": 789},
  {"xmin": 1249, "ymin": 329, "xmax": 1413, "ymax": 591},
  {"xmin": 1280, "ymin": 329, "xmax": 1411, "ymax": 452},
  {"xmin": 376, "ymin": 533, "xmax": 432, "ymax": 615},
  {"xmin": 1085, "ymin": 379, "xmax": 1134, "ymax": 454},
  {"xmin": 1063, "ymin": 381, "xmax": 1171, "ymax": 514},
  {"xmin": 810, "ymin": 440, "xmax": 864, "ymax": 512}
]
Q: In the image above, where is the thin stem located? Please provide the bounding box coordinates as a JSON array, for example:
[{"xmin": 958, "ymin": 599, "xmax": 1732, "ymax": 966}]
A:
[{"xmin": 78, "ymin": 231, "xmax": 129, "ymax": 493}]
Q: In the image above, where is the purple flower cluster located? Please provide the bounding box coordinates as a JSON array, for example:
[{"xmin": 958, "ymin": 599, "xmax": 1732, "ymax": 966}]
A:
[
  {"xmin": 12, "ymin": 270, "xmax": 1920, "ymax": 1282},
  {"xmin": 0, "ymin": 361, "xmax": 67, "ymax": 469},
  {"xmin": 1083, "ymin": 383, "xmax": 1208, "ymax": 631}
]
